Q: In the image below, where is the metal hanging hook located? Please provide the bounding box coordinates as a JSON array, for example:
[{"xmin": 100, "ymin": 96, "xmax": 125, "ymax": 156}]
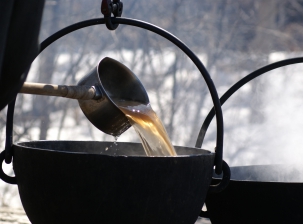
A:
[{"xmin": 101, "ymin": 0, "xmax": 123, "ymax": 30}]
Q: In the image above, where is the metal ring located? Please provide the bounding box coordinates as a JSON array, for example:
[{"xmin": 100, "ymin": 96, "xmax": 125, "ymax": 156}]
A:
[
  {"xmin": 39, "ymin": 17, "xmax": 225, "ymax": 174},
  {"xmin": 0, "ymin": 150, "xmax": 17, "ymax": 184},
  {"xmin": 199, "ymin": 160, "xmax": 230, "ymax": 217},
  {"xmin": 206, "ymin": 160, "xmax": 230, "ymax": 194},
  {"xmin": 199, "ymin": 160, "xmax": 230, "ymax": 218},
  {"xmin": 104, "ymin": 16, "xmax": 119, "ymax": 30}
]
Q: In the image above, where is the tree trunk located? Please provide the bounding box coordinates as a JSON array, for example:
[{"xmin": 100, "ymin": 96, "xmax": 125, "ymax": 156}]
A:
[
  {"xmin": 249, "ymin": 0, "xmax": 279, "ymax": 53},
  {"xmin": 35, "ymin": 2, "xmax": 59, "ymax": 139}
]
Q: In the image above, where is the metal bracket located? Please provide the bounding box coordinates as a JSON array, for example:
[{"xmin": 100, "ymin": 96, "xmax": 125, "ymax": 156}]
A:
[
  {"xmin": 207, "ymin": 160, "xmax": 230, "ymax": 194},
  {"xmin": 0, "ymin": 150, "xmax": 17, "ymax": 184},
  {"xmin": 101, "ymin": 0, "xmax": 123, "ymax": 30},
  {"xmin": 92, "ymin": 85, "xmax": 105, "ymax": 100}
]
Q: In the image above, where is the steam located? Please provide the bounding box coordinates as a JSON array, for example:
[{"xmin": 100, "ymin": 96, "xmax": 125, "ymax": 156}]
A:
[{"xmin": 203, "ymin": 52, "xmax": 303, "ymax": 182}]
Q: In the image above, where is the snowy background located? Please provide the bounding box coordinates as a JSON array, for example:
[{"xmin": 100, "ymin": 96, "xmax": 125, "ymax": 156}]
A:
[{"xmin": 1, "ymin": 1, "xmax": 303, "ymax": 223}]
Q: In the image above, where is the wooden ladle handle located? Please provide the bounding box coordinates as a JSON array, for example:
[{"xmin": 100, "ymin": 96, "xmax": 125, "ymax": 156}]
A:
[{"xmin": 20, "ymin": 82, "xmax": 98, "ymax": 100}]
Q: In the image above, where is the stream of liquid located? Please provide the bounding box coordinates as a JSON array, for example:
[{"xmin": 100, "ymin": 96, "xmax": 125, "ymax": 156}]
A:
[{"xmin": 114, "ymin": 100, "xmax": 177, "ymax": 157}]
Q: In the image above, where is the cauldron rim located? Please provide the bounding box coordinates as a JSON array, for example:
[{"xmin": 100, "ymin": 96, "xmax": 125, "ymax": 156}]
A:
[
  {"xmin": 212, "ymin": 164, "xmax": 303, "ymax": 183},
  {"xmin": 213, "ymin": 177, "xmax": 303, "ymax": 184},
  {"xmin": 13, "ymin": 140, "xmax": 214, "ymax": 158}
]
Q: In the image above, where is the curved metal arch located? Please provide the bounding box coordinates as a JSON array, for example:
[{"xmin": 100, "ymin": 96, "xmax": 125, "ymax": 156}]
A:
[
  {"xmin": 39, "ymin": 17, "xmax": 224, "ymax": 174},
  {"xmin": 195, "ymin": 57, "xmax": 303, "ymax": 148}
]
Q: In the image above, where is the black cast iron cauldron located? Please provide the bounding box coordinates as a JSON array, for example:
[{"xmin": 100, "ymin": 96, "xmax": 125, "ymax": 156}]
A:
[
  {"xmin": 5, "ymin": 141, "xmax": 215, "ymax": 224},
  {"xmin": 0, "ymin": 2, "xmax": 230, "ymax": 224},
  {"xmin": 197, "ymin": 57, "xmax": 303, "ymax": 223},
  {"xmin": 205, "ymin": 165, "xmax": 303, "ymax": 224}
]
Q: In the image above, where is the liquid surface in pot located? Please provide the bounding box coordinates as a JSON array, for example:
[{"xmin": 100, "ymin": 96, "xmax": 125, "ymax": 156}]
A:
[{"xmin": 114, "ymin": 100, "xmax": 177, "ymax": 156}]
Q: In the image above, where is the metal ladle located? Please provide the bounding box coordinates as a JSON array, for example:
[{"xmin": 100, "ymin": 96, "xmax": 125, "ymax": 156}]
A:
[{"xmin": 20, "ymin": 57, "xmax": 149, "ymax": 136}]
